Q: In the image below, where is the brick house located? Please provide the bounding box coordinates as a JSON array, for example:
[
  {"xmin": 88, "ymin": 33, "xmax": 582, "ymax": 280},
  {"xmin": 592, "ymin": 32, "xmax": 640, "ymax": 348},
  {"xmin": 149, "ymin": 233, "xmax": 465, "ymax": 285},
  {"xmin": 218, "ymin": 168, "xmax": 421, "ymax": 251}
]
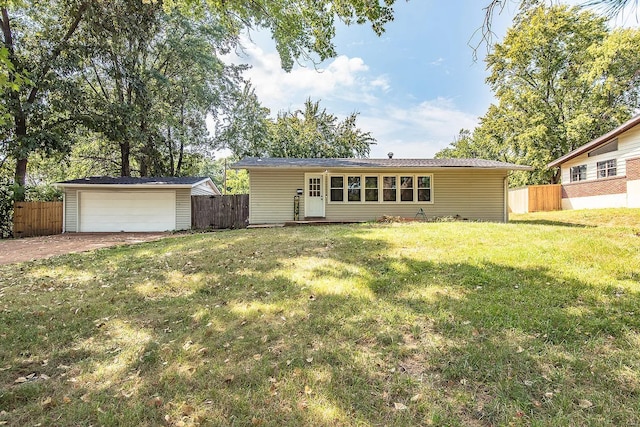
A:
[{"xmin": 548, "ymin": 115, "xmax": 640, "ymax": 210}]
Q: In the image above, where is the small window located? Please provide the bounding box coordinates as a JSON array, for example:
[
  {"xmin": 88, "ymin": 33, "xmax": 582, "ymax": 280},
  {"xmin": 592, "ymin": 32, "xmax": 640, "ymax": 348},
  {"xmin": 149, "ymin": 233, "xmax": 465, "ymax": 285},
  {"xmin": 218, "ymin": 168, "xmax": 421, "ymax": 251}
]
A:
[
  {"xmin": 365, "ymin": 176, "xmax": 378, "ymax": 202},
  {"xmin": 400, "ymin": 176, "xmax": 413, "ymax": 202},
  {"xmin": 417, "ymin": 176, "xmax": 431, "ymax": 201},
  {"xmin": 348, "ymin": 176, "xmax": 361, "ymax": 202},
  {"xmin": 597, "ymin": 159, "xmax": 616, "ymax": 178},
  {"xmin": 383, "ymin": 176, "xmax": 396, "ymax": 201},
  {"xmin": 309, "ymin": 177, "xmax": 321, "ymax": 197},
  {"xmin": 570, "ymin": 165, "xmax": 587, "ymax": 182},
  {"xmin": 330, "ymin": 176, "xmax": 344, "ymax": 202}
]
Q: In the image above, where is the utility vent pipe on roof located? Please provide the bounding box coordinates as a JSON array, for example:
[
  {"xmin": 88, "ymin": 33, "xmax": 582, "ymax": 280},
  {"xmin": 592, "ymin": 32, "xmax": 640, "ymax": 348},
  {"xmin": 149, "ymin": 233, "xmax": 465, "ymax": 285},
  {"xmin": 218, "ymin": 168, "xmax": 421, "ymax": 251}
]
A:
[{"xmin": 387, "ymin": 152, "xmax": 394, "ymax": 159}]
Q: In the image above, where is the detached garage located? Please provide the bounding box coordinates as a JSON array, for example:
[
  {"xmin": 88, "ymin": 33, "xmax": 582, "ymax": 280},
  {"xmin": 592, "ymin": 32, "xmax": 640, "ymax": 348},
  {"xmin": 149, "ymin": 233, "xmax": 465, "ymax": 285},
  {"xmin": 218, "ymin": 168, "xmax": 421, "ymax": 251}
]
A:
[{"xmin": 56, "ymin": 177, "xmax": 220, "ymax": 232}]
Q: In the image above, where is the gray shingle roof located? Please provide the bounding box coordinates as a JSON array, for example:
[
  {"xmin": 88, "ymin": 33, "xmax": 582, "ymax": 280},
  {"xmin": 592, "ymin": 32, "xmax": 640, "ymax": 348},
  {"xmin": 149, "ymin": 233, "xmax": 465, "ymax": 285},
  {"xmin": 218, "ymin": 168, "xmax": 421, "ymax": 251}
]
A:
[
  {"xmin": 57, "ymin": 176, "xmax": 210, "ymax": 186},
  {"xmin": 231, "ymin": 157, "xmax": 532, "ymax": 170}
]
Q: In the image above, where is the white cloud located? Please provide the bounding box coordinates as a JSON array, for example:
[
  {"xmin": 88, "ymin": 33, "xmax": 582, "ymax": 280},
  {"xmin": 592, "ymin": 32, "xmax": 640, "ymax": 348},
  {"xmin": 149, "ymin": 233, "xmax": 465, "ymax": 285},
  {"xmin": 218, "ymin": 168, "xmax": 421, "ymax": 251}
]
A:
[
  {"xmin": 228, "ymin": 38, "xmax": 387, "ymax": 113},
  {"xmin": 359, "ymin": 98, "xmax": 480, "ymax": 158},
  {"xmin": 221, "ymin": 37, "xmax": 480, "ymax": 159}
]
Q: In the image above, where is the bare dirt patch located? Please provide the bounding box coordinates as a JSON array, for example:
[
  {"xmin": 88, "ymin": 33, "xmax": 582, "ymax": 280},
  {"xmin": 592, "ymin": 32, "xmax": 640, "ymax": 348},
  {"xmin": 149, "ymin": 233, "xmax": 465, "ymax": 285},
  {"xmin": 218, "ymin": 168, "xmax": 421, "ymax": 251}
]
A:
[{"xmin": 0, "ymin": 233, "xmax": 171, "ymax": 265}]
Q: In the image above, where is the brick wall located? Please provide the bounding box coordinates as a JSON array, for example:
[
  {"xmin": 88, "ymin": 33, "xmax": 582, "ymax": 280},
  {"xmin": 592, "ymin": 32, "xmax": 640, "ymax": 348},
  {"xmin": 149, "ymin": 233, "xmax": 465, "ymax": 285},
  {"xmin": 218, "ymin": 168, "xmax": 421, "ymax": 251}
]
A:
[
  {"xmin": 562, "ymin": 176, "xmax": 627, "ymax": 198},
  {"xmin": 627, "ymin": 157, "xmax": 640, "ymax": 180}
]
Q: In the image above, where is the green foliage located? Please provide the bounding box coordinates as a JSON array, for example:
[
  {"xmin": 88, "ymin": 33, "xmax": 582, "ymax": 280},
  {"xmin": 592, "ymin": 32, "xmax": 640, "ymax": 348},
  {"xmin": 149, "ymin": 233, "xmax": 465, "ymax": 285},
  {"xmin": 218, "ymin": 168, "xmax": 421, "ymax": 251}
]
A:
[
  {"xmin": 0, "ymin": 180, "xmax": 13, "ymax": 238},
  {"xmin": 220, "ymin": 98, "xmax": 375, "ymax": 158},
  {"xmin": 164, "ymin": 0, "xmax": 397, "ymax": 71},
  {"xmin": 436, "ymin": 5, "xmax": 640, "ymax": 186}
]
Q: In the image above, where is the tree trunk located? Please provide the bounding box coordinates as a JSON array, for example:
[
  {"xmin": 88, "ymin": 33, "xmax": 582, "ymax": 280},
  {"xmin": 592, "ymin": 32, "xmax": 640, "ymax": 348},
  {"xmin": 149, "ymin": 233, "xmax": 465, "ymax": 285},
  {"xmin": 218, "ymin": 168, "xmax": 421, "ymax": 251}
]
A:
[{"xmin": 120, "ymin": 141, "xmax": 130, "ymax": 176}]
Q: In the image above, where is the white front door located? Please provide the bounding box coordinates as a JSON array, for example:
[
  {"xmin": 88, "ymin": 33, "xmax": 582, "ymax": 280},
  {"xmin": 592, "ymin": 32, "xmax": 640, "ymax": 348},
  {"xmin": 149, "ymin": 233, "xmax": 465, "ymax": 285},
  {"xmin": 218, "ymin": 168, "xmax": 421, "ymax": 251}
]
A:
[{"xmin": 305, "ymin": 174, "xmax": 325, "ymax": 218}]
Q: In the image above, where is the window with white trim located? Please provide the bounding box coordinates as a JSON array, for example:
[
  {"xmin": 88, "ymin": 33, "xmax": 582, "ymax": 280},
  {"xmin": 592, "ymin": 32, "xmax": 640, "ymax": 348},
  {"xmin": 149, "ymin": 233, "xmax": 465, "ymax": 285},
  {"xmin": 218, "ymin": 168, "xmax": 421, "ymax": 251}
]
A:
[
  {"xmin": 330, "ymin": 176, "xmax": 344, "ymax": 202},
  {"xmin": 570, "ymin": 165, "xmax": 586, "ymax": 182},
  {"xmin": 348, "ymin": 176, "xmax": 361, "ymax": 201},
  {"xmin": 400, "ymin": 176, "xmax": 413, "ymax": 201},
  {"xmin": 327, "ymin": 173, "xmax": 433, "ymax": 203},
  {"xmin": 417, "ymin": 176, "xmax": 431, "ymax": 201},
  {"xmin": 597, "ymin": 159, "xmax": 616, "ymax": 178},
  {"xmin": 365, "ymin": 176, "xmax": 378, "ymax": 202},
  {"xmin": 383, "ymin": 176, "xmax": 396, "ymax": 201}
]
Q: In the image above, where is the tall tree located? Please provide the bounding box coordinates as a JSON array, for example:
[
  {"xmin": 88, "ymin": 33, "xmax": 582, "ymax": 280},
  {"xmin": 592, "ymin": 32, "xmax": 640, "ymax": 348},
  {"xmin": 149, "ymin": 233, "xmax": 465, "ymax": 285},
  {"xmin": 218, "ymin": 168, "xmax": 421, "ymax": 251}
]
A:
[
  {"xmin": 221, "ymin": 98, "xmax": 375, "ymax": 159},
  {"xmin": 0, "ymin": 0, "xmax": 90, "ymax": 199},
  {"xmin": 77, "ymin": 1, "xmax": 243, "ymax": 177},
  {"xmin": 437, "ymin": 5, "xmax": 640, "ymax": 185}
]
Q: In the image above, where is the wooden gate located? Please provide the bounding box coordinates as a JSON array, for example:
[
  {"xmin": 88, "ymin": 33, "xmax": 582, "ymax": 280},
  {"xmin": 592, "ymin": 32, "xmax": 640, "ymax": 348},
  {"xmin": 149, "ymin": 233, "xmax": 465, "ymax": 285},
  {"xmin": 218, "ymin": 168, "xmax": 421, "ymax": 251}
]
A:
[
  {"xmin": 191, "ymin": 194, "xmax": 249, "ymax": 230},
  {"xmin": 13, "ymin": 201, "xmax": 63, "ymax": 237},
  {"xmin": 508, "ymin": 184, "xmax": 562, "ymax": 213}
]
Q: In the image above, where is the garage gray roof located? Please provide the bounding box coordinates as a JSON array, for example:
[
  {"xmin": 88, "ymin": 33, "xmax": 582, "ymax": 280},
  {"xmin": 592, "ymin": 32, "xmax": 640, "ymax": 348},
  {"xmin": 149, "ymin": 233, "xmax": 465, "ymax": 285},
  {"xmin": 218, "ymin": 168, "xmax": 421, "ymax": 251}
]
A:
[
  {"xmin": 57, "ymin": 176, "xmax": 210, "ymax": 185},
  {"xmin": 232, "ymin": 157, "xmax": 532, "ymax": 170}
]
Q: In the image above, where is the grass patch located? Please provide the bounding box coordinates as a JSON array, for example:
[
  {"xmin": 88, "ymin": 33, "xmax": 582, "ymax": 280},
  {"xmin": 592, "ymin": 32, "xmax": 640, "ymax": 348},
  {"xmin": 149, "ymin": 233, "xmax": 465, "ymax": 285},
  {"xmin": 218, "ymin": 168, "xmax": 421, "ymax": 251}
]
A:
[{"xmin": 1, "ymin": 209, "xmax": 640, "ymax": 426}]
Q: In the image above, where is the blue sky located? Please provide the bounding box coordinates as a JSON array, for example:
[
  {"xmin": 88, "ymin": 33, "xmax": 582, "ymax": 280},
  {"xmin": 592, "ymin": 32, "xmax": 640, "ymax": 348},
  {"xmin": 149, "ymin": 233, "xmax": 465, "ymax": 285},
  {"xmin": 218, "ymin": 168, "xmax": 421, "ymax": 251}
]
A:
[{"xmin": 221, "ymin": 1, "xmax": 635, "ymax": 159}]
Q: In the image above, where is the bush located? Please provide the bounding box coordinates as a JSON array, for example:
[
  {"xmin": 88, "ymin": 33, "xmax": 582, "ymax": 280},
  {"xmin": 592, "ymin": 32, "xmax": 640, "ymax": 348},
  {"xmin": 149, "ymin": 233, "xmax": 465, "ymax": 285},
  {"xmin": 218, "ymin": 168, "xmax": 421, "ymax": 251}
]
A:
[{"xmin": 0, "ymin": 182, "xmax": 14, "ymax": 238}]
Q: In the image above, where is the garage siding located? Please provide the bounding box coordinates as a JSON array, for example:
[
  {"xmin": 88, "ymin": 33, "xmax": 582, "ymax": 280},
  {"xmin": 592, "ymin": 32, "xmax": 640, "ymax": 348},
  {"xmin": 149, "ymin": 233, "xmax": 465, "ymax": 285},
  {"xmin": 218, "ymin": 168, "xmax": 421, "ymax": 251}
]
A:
[
  {"xmin": 176, "ymin": 188, "xmax": 191, "ymax": 230},
  {"xmin": 64, "ymin": 189, "xmax": 78, "ymax": 232},
  {"xmin": 247, "ymin": 168, "xmax": 508, "ymax": 224}
]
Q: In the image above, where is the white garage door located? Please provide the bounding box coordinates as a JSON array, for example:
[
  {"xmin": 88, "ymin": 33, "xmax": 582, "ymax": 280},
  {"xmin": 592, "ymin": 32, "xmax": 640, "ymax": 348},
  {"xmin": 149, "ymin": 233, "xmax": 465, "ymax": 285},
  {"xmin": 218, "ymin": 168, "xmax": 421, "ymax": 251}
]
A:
[{"xmin": 79, "ymin": 191, "xmax": 176, "ymax": 232}]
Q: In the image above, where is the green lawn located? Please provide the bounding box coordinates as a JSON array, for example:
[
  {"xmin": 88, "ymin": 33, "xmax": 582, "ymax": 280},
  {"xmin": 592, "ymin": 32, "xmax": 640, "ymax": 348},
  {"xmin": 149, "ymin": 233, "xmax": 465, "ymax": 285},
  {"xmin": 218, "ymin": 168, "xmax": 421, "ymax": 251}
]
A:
[{"xmin": 1, "ymin": 209, "xmax": 640, "ymax": 426}]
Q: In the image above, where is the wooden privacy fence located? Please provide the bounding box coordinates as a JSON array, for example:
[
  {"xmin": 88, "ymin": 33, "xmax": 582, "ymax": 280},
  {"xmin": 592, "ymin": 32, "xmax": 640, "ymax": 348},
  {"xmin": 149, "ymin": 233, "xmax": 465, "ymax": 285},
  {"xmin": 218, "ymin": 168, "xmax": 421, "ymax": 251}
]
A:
[
  {"xmin": 13, "ymin": 201, "xmax": 63, "ymax": 237},
  {"xmin": 192, "ymin": 194, "xmax": 249, "ymax": 230},
  {"xmin": 508, "ymin": 184, "xmax": 562, "ymax": 213}
]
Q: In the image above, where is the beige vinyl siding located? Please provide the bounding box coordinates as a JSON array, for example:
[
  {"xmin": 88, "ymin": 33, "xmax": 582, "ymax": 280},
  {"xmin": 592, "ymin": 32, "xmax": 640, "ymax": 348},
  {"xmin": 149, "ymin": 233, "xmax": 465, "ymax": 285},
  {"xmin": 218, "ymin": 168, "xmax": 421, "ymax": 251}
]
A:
[
  {"xmin": 64, "ymin": 189, "xmax": 78, "ymax": 232},
  {"xmin": 249, "ymin": 170, "xmax": 306, "ymax": 223},
  {"xmin": 247, "ymin": 168, "xmax": 508, "ymax": 223},
  {"xmin": 561, "ymin": 126, "xmax": 640, "ymax": 183},
  {"xmin": 325, "ymin": 169, "xmax": 506, "ymax": 222},
  {"xmin": 176, "ymin": 188, "xmax": 191, "ymax": 230}
]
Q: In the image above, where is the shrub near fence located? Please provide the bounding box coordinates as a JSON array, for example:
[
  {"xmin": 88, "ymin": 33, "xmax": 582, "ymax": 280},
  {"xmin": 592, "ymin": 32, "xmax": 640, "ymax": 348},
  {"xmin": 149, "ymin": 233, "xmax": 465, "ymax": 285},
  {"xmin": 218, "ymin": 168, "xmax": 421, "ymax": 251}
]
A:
[
  {"xmin": 13, "ymin": 201, "xmax": 63, "ymax": 237},
  {"xmin": 191, "ymin": 194, "xmax": 249, "ymax": 230}
]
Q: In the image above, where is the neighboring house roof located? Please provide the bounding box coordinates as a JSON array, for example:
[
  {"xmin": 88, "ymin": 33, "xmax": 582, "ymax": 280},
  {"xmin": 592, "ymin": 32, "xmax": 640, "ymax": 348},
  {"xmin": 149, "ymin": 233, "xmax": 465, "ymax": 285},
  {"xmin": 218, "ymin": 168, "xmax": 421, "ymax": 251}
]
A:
[
  {"xmin": 232, "ymin": 157, "xmax": 532, "ymax": 171},
  {"xmin": 56, "ymin": 176, "xmax": 221, "ymax": 194},
  {"xmin": 548, "ymin": 114, "xmax": 640, "ymax": 168}
]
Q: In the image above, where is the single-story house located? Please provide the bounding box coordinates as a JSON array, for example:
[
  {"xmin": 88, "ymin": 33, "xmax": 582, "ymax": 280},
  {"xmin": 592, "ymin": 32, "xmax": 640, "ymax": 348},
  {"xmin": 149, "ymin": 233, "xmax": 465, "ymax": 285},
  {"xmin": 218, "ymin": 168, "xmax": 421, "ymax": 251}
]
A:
[
  {"xmin": 231, "ymin": 157, "xmax": 532, "ymax": 224},
  {"xmin": 55, "ymin": 176, "xmax": 220, "ymax": 232},
  {"xmin": 548, "ymin": 115, "xmax": 640, "ymax": 210}
]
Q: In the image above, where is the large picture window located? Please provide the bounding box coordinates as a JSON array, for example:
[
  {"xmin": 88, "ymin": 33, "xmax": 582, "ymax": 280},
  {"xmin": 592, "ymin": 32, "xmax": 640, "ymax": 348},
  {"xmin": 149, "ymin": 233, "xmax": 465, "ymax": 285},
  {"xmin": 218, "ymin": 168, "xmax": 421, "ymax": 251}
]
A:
[
  {"xmin": 330, "ymin": 176, "xmax": 344, "ymax": 202},
  {"xmin": 383, "ymin": 176, "xmax": 396, "ymax": 201},
  {"xmin": 570, "ymin": 165, "xmax": 586, "ymax": 182},
  {"xmin": 348, "ymin": 176, "xmax": 361, "ymax": 201},
  {"xmin": 328, "ymin": 173, "xmax": 433, "ymax": 203},
  {"xmin": 597, "ymin": 159, "xmax": 616, "ymax": 178}
]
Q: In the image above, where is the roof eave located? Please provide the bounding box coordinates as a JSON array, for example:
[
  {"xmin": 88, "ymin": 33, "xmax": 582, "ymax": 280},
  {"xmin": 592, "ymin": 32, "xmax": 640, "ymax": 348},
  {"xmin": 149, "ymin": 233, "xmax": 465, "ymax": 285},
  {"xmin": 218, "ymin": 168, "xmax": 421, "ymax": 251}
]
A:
[
  {"xmin": 548, "ymin": 114, "xmax": 640, "ymax": 168},
  {"xmin": 55, "ymin": 183, "xmax": 196, "ymax": 189}
]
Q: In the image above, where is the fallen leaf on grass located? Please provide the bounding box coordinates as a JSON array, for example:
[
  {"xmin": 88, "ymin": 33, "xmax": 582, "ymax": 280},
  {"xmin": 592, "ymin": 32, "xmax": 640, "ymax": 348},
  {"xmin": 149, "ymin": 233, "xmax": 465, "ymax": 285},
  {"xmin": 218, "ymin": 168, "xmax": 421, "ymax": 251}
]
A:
[
  {"xmin": 41, "ymin": 397, "xmax": 54, "ymax": 408},
  {"xmin": 14, "ymin": 377, "xmax": 27, "ymax": 384},
  {"xmin": 253, "ymin": 354, "xmax": 262, "ymax": 361},
  {"xmin": 394, "ymin": 402, "xmax": 408, "ymax": 410},
  {"xmin": 63, "ymin": 396, "xmax": 72, "ymax": 404},
  {"xmin": 224, "ymin": 374, "xmax": 234, "ymax": 384},
  {"xmin": 410, "ymin": 394, "xmax": 422, "ymax": 402},
  {"xmin": 305, "ymin": 357, "xmax": 313, "ymax": 363},
  {"xmin": 304, "ymin": 385, "xmax": 312, "ymax": 395},
  {"xmin": 578, "ymin": 399, "xmax": 593, "ymax": 409}
]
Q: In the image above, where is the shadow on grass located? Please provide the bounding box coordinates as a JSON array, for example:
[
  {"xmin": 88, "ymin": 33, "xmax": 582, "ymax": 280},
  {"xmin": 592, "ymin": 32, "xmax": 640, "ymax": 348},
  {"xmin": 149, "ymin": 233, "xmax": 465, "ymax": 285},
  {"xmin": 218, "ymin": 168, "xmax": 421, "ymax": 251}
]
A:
[
  {"xmin": 508, "ymin": 219, "xmax": 596, "ymax": 228},
  {"xmin": 1, "ymin": 225, "xmax": 639, "ymax": 426}
]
